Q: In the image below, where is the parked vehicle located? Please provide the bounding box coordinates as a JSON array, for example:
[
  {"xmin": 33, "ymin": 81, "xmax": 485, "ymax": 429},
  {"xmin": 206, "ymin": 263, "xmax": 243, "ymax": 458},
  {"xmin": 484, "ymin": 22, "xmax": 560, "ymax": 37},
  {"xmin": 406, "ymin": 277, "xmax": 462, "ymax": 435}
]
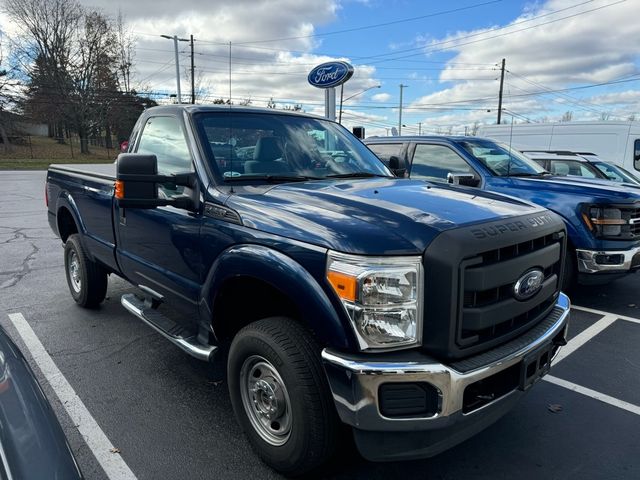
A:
[
  {"xmin": 46, "ymin": 106, "xmax": 570, "ymax": 476},
  {"xmin": 522, "ymin": 150, "xmax": 640, "ymax": 186},
  {"xmin": 0, "ymin": 324, "xmax": 83, "ymax": 479},
  {"xmin": 364, "ymin": 136, "xmax": 640, "ymax": 288},
  {"xmin": 478, "ymin": 121, "xmax": 640, "ymax": 174}
]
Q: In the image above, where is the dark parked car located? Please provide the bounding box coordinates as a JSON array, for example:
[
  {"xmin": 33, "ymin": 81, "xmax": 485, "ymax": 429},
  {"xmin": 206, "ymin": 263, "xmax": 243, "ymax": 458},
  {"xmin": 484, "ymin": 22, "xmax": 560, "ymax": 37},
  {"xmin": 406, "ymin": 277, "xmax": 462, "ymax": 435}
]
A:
[{"xmin": 0, "ymin": 324, "xmax": 83, "ymax": 479}]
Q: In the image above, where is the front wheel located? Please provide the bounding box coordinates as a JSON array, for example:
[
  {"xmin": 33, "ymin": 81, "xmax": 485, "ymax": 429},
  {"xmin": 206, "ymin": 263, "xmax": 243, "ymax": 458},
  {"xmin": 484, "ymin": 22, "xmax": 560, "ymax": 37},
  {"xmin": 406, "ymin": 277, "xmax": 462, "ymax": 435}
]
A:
[
  {"xmin": 64, "ymin": 234, "xmax": 108, "ymax": 308},
  {"xmin": 227, "ymin": 317, "xmax": 339, "ymax": 476}
]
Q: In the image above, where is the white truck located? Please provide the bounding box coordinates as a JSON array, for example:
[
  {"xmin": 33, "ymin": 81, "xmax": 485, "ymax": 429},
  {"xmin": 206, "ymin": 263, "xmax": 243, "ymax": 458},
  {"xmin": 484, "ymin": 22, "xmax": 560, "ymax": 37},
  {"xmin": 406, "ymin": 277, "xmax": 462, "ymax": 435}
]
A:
[{"xmin": 478, "ymin": 121, "xmax": 640, "ymax": 174}]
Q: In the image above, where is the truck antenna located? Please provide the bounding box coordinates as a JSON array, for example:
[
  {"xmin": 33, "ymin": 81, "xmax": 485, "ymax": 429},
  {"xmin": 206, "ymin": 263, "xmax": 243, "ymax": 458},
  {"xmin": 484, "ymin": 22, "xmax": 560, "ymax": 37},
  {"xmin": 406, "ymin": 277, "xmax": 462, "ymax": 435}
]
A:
[{"xmin": 228, "ymin": 40, "xmax": 234, "ymax": 194}]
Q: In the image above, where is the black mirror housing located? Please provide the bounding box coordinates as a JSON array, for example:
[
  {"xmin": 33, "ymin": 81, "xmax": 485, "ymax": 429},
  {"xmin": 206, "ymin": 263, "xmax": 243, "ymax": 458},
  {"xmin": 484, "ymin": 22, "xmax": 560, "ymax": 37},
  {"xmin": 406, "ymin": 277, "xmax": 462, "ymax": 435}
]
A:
[
  {"xmin": 116, "ymin": 153, "xmax": 197, "ymax": 210},
  {"xmin": 117, "ymin": 154, "xmax": 159, "ymax": 203},
  {"xmin": 387, "ymin": 155, "xmax": 406, "ymax": 177}
]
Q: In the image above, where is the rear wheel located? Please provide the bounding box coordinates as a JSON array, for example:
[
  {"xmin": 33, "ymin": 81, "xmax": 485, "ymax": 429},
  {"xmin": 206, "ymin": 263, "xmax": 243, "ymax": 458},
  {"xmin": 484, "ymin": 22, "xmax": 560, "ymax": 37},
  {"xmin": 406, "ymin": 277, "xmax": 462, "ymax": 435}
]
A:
[
  {"xmin": 64, "ymin": 234, "xmax": 108, "ymax": 308},
  {"xmin": 227, "ymin": 317, "xmax": 339, "ymax": 476}
]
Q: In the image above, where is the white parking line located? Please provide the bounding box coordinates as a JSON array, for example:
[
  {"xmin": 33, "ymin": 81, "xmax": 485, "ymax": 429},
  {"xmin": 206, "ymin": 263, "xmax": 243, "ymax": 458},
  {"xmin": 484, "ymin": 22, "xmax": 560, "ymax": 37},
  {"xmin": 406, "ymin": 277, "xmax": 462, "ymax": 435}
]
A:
[
  {"xmin": 544, "ymin": 375, "xmax": 640, "ymax": 416},
  {"xmin": 573, "ymin": 304, "xmax": 640, "ymax": 325},
  {"xmin": 7, "ymin": 313, "xmax": 138, "ymax": 480},
  {"xmin": 551, "ymin": 313, "xmax": 618, "ymax": 365}
]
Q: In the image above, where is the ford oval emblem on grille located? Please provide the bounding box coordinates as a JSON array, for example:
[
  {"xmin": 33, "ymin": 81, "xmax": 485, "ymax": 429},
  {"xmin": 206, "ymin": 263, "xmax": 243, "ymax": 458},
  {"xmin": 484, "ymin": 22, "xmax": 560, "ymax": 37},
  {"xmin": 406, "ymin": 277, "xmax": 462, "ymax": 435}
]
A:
[{"xmin": 513, "ymin": 269, "xmax": 544, "ymax": 301}]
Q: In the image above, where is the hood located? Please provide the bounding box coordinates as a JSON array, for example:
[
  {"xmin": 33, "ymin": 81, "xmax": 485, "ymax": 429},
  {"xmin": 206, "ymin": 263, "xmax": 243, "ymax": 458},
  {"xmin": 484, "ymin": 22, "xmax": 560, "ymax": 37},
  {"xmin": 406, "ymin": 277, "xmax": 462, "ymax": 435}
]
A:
[
  {"xmin": 227, "ymin": 178, "xmax": 547, "ymax": 255},
  {"xmin": 505, "ymin": 175, "xmax": 640, "ymax": 203}
]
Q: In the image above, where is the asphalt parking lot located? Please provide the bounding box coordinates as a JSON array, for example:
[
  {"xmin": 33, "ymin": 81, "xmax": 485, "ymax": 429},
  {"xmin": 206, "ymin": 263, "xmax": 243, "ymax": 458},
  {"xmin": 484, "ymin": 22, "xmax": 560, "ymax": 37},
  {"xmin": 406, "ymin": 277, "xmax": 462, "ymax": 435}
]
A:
[{"xmin": 1, "ymin": 170, "xmax": 639, "ymax": 479}]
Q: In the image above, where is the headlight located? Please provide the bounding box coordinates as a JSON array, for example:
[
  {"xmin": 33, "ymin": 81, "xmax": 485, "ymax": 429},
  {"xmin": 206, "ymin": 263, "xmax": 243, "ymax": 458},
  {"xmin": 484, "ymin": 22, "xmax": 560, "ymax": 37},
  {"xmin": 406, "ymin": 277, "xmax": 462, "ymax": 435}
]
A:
[
  {"xmin": 583, "ymin": 206, "xmax": 627, "ymax": 238},
  {"xmin": 326, "ymin": 251, "xmax": 423, "ymax": 351}
]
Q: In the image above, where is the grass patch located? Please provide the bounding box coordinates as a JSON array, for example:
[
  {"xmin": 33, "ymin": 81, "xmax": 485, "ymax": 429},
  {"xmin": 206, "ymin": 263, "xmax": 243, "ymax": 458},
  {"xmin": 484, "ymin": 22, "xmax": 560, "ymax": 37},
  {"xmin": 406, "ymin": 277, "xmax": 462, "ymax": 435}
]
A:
[{"xmin": 0, "ymin": 135, "xmax": 118, "ymax": 170}]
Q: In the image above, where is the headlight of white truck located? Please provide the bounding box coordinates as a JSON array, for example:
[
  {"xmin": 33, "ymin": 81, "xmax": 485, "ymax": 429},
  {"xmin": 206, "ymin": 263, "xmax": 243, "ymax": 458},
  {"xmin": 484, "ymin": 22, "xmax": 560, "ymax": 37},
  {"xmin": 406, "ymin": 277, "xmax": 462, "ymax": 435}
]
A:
[{"xmin": 326, "ymin": 251, "xmax": 423, "ymax": 351}]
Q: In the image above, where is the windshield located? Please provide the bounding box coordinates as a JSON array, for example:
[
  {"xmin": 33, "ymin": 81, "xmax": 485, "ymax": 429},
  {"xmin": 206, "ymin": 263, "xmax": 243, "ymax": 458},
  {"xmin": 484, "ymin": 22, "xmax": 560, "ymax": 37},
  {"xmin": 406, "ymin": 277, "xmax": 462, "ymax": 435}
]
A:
[
  {"xmin": 456, "ymin": 139, "xmax": 548, "ymax": 177},
  {"xmin": 194, "ymin": 112, "xmax": 391, "ymax": 182},
  {"xmin": 592, "ymin": 161, "xmax": 640, "ymax": 185}
]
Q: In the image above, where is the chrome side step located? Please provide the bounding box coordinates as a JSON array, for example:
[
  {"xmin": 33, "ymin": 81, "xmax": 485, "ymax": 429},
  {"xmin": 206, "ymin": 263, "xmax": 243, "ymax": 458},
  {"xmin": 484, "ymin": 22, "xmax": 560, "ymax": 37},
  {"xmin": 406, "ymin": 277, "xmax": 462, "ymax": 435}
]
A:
[{"xmin": 121, "ymin": 293, "xmax": 217, "ymax": 362}]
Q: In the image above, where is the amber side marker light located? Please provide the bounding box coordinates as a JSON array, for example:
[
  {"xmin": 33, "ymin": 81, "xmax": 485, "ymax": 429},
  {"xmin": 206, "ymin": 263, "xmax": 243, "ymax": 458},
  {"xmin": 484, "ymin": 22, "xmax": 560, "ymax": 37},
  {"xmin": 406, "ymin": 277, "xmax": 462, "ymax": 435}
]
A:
[
  {"xmin": 327, "ymin": 271, "xmax": 357, "ymax": 302},
  {"xmin": 115, "ymin": 180, "xmax": 124, "ymax": 199}
]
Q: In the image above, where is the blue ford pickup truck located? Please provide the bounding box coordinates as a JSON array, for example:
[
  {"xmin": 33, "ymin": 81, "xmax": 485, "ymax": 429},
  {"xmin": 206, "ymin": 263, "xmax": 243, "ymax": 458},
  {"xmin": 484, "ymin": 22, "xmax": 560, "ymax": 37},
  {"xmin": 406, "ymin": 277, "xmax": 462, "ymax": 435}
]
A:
[
  {"xmin": 365, "ymin": 136, "xmax": 640, "ymax": 288},
  {"xmin": 46, "ymin": 106, "xmax": 570, "ymax": 475}
]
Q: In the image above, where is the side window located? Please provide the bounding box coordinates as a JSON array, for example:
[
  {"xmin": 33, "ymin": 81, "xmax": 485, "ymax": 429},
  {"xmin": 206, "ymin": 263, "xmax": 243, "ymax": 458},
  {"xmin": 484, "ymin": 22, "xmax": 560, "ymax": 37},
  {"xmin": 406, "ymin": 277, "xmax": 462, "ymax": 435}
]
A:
[
  {"xmin": 137, "ymin": 116, "xmax": 193, "ymax": 175},
  {"xmin": 411, "ymin": 144, "xmax": 474, "ymax": 182},
  {"xmin": 634, "ymin": 139, "xmax": 640, "ymax": 171},
  {"xmin": 367, "ymin": 143, "xmax": 403, "ymax": 166}
]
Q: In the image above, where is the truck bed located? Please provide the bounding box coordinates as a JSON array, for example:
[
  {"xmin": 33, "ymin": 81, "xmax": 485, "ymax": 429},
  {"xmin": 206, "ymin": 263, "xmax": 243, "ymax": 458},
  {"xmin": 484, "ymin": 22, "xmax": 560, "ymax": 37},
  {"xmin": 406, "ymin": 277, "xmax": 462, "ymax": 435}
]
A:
[{"xmin": 49, "ymin": 162, "xmax": 116, "ymax": 181}]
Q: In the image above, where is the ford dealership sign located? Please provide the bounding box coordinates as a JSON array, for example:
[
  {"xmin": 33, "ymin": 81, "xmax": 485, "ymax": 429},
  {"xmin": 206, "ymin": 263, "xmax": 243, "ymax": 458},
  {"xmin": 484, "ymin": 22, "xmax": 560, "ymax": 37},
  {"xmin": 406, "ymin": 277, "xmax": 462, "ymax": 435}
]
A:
[{"xmin": 308, "ymin": 61, "xmax": 354, "ymax": 89}]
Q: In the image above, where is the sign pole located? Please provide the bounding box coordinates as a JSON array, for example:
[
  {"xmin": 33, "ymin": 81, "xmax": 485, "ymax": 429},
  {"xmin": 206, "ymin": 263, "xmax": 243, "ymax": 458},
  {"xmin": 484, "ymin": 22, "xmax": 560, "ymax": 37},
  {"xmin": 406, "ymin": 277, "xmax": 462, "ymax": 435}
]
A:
[{"xmin": 325, "ymin": 88, "xmax": 336, "ymax": 121}]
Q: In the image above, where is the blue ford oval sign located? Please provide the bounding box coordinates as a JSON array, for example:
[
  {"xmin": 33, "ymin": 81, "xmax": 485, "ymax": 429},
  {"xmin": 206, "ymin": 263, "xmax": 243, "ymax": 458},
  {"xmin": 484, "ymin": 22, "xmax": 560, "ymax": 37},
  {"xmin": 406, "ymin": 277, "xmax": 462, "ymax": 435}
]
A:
[{"xmin": 308, "ymin": 61, "xmax": 354, "ymax": 89}]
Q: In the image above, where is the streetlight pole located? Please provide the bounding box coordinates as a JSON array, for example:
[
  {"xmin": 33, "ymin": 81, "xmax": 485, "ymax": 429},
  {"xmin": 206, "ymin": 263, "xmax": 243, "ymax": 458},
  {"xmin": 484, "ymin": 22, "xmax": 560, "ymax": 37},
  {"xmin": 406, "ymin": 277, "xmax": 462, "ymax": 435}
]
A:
[
  {"xmin": 338, "ymin": 85, "xmax": 381, "ymax": 124},
  {"xmin": 399, "ymin": 84, "xmax": 408, "ymax": 135},
  {"xmin": 161, "ymin": 34, "xmax": 190, "ymax": 104},
  {"xmin": 190, "ymin": 35, "xmax": 195, "ymax": 104}
]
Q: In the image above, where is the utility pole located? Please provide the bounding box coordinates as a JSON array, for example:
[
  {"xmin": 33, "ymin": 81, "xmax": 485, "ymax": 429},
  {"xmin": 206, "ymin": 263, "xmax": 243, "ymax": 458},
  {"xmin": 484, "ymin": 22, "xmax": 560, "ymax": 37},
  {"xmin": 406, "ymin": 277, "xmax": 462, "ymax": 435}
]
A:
[
  {"xmin": 399, "ymin": 84, "xmax": 408, "ymax": 136},
  {"xmin": 418, "ymin": 122, "xmax": 422, "ymax": 135},
  {"xmin": 161, "ymin": 34, "xmax": 190, "ymax": 104},
  {"xmin": 190, "ymin": 35, "xmax": 195, "ymax": 104},
  {"xmin": 497, "ymin": 58, "xmax": 506, "ymax": 124}
]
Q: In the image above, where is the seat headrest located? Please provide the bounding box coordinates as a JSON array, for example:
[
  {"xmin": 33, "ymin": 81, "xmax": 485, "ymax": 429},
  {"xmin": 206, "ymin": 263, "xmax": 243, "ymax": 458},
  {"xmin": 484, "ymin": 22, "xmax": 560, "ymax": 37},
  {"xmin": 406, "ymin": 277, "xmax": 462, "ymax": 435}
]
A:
[{"xmin": 253, "ymin": 137, "xmax": 283, "ymax": 162}]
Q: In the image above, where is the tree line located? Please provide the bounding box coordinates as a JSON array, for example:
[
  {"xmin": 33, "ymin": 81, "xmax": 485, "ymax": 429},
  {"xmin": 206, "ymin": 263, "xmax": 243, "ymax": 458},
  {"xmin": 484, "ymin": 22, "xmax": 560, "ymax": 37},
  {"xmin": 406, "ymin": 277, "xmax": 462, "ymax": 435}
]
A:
[{"xmin": 1, "ymin": 0, "xmax": 156, "ymax": 153}]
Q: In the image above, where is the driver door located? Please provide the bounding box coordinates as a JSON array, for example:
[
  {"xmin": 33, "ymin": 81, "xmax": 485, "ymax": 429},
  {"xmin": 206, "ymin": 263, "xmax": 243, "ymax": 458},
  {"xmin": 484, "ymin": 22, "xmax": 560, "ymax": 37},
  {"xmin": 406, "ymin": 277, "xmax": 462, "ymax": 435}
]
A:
[{"xmin": 115, "ymin": 115, "xmax": 203, "ymax": 315}]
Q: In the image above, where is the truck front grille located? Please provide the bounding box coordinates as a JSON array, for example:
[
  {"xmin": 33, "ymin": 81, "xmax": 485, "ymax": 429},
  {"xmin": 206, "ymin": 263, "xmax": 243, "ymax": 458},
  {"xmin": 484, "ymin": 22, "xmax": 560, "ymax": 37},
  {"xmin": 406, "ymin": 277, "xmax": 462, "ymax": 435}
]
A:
[
  {"xmin": 421, "ymin": 211, "xmax": 566, "ymax": 360},
  {"xmin": 457, "ymin": 233, "xmax": 562, "ymax": 350},
  {"xmin": 628, "ymin": 207, "xmax": 640, "ymax": 236}
]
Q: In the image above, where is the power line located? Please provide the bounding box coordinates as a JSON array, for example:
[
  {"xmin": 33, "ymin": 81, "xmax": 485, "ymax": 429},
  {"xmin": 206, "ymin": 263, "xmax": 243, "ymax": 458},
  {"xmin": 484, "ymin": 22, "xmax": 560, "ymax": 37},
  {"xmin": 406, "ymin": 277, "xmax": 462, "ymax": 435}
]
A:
[
  {"xmin": 233, "ymin": 0, "xmax": 502, "ymax": 45},
  {"xmin": 363, "ymin": 0, "xmax": 624, "ymax": 65}
]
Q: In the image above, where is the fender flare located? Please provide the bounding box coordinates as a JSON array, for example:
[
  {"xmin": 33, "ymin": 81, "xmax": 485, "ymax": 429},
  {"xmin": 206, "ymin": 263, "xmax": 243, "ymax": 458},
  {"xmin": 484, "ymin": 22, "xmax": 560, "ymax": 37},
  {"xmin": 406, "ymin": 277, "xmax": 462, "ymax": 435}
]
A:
[
  {"xmin": 199, "ymin": 244, "xmax": 355, "ymax": 350},
  {"xmin": 54, "ymin": 191, "xmax": 97, "ymax": 259}
]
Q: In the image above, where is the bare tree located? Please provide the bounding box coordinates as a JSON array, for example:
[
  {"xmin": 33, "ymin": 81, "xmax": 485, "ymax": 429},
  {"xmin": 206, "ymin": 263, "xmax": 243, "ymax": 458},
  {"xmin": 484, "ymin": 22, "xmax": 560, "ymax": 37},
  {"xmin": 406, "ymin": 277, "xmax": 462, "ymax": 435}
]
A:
[
  {"xmin": 6, "ymin": 0, "xmax": 81, "ymax": 142},
  {"xmin": 471, "ymin": 121, "xmax": 480, "ymax": 136},
  {"xmin": 0, "ymin": 39, "xmax": 20, "ymax": 152},
  {"xmin": 115, "ymin": 10, "xmax": 135, "ymax": 94},
  {"xmin": 561, "ymin": 111, "xmax": 573, "ymax": 122},
  {"xmin": 6, "ymin": 0, "xmax": 124, "ymax": 153},
  {"xmin": 600, "ymin": 112, "xmax": 611, "ymax": 121}
]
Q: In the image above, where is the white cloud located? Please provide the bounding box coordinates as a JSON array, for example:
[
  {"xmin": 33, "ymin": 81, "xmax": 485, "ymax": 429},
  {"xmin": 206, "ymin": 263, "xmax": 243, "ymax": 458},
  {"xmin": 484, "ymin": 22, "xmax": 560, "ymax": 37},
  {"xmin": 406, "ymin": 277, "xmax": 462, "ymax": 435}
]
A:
[
  {"xmin": 407, "ymin": 0, "xmax": 640, "ymax": 128},
  {"xmin": 372, "ymin": 92, "xmax": 391, "ymax": 102}
]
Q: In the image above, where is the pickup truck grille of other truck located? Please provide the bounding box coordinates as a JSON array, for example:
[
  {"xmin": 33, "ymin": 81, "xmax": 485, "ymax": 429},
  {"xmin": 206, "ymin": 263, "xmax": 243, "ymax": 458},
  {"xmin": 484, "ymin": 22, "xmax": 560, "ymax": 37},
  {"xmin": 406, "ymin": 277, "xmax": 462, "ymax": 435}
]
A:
[
  {"xmin": 458, "ymin": 232, "xmax": 562, "ymax": 349},
  {"xmin": 628, "ymin": 207, "xmax": 640, "ymax": 236}
]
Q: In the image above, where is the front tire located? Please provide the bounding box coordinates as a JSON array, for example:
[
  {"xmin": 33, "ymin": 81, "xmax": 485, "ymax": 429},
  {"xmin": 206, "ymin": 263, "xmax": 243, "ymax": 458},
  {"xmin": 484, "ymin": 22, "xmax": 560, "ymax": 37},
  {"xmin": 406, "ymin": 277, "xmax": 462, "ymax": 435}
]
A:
[
  {"xmin": 227, "ymin": 317, "xmax": 339, "ymax": 476},
  {"xmin": 64, "ymin": 234, "xmax": 108, "ymax": 308}
]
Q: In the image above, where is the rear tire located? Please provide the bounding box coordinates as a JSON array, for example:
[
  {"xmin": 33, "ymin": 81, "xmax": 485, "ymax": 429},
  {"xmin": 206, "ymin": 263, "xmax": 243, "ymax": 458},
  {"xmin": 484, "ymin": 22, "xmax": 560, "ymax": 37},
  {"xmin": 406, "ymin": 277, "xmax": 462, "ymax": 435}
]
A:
[
  {"xmin": 64, "ymin": 234, "xmax": 108, "ymax": 308},
  {"xmin": 227, "ymin": 317, "xmax": 339, "ymax": 477}
]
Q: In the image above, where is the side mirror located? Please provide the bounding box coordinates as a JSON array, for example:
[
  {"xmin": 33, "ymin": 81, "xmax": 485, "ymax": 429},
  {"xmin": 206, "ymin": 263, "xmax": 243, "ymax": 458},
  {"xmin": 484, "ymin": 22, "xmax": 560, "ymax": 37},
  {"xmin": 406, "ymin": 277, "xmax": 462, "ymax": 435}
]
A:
[
  {"xmin": 116, "ymin": 154, "xmax": 196, "ymax": 210},
  {"xmin": 447, "ymin": 172, "xmax": 480, "ymax": 187},
  {"xmin": 352, "ymin": 126, "xmax": 365, "ymax": 139},
  {"xmin": 388, "ymin": 155, "xmax": 407, "ymax": 177}
]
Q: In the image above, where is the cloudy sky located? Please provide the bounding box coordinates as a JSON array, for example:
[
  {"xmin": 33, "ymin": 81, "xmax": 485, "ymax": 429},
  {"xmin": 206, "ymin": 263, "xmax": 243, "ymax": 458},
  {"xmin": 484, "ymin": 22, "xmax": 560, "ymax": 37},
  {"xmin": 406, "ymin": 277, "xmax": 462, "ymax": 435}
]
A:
[{"xmin": 2, "ymin": 0, "xmax": 639, "ymax": 136}]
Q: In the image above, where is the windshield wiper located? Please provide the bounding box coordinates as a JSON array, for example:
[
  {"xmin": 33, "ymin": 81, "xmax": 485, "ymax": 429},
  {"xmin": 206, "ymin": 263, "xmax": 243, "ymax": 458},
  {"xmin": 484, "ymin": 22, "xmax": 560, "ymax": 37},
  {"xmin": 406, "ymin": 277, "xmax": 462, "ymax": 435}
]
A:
[
  {"xmin": 223, "ymin": 174, "xmax": 321, "ymax": 183},
  {"xmin": 325, "ymin": 172, "xmax": 392, "ymax": 179}
]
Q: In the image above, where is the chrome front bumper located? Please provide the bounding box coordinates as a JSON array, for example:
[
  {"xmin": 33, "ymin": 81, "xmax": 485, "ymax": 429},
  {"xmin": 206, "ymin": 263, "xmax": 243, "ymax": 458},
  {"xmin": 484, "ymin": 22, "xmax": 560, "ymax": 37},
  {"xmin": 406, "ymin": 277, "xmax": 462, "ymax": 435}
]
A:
[
  {"xmin": 321, "ymin": 292, "xmax": 570, "ymax": 436},
  {"xmin": 576, "ymin": 246, "xmax": 640, "ymax": 273}
]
